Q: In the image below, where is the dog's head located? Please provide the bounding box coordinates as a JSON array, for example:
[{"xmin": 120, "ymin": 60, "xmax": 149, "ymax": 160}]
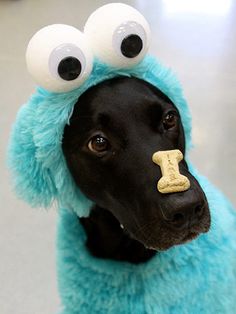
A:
[
  {"xmin": 62, "ymin": 76, "xmax": 210, "ymax": 251},
  {"xmin": 8, "ymin": 3, "xmax": 210, "ymax": 251}
]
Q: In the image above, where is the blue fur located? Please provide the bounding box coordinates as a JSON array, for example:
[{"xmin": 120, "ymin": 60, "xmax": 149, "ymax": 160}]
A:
[
  {"xmin": 8, "ymin": 55, "xmax": 236, "ymax": 313},
  {"xmin": 57, "ymin": 173, "xmax": 236, "ymax": 313}
]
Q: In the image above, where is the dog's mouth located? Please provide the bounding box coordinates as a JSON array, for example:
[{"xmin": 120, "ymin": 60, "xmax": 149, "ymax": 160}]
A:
[
  {"xmin": 143, "ymin": 231, "xmax": 200, "ymax": 251},
  {"xmin": 126, "ymin": 214, "xmax": 211, "ymax": 252},
  {"xmin": 142, "ymin": 232, "xmax": 199, "ymax": 251}
]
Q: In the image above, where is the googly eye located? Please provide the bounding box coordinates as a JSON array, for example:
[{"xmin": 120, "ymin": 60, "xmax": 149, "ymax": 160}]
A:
[
  {"xmin": 113, "ymin": 21, "xmax": 146, "ymax": 59},
  {"xmin": 84, "ymin": 3, "xmax": 151, "ymax": 68},
  {"xmin": 26, "ymin": 24, "xmax": 93, "ymax": 93},
  {"xmin": 49, "ymin": 44, "xmax": 85, "ymax": 82}
]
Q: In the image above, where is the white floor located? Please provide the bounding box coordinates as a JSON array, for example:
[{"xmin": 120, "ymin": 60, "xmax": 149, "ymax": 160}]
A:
[{"xmin": 1, "ymin": 0, "xmax": 236, "ymax": 313}]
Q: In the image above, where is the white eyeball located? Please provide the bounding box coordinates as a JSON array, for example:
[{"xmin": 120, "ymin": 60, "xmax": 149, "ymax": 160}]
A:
[
  {"xmin": 84, "ymin": 3, "xmax": 151, "ymax": 68},
  {"xmin": 26, "ymin": 24, "xmax": 93, "ymax": 93}
]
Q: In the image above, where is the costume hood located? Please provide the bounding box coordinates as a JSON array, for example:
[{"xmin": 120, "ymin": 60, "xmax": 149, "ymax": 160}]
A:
[{"xmin": 8, "ymin": 3, "xmax": 192, "ymax": 217}]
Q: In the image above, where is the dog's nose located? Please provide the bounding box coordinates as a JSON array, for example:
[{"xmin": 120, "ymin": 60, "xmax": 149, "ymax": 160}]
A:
[{"xmin": 161, "ymin": 200, "xmax": 205, "ymax": 229}]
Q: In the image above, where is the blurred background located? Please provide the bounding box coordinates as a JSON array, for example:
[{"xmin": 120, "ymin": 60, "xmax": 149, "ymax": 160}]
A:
[{"xmin": 0, "ymin": 0, "xmax": 235, "ymax": 313}]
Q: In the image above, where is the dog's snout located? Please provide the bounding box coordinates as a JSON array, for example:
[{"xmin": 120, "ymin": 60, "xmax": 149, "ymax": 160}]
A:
[{"xmin": 161, "ymin": 199, "xmax": 205, "ymax": 230}]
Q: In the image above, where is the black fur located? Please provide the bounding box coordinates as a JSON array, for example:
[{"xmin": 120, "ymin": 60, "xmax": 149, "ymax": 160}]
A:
[
  {"xmin": 80, "ymin": 206, "xmax": 156, "ymax": 263},
  {"xmin": 62, "ymin": 77, "xmax": 210, "ymax": 263}
]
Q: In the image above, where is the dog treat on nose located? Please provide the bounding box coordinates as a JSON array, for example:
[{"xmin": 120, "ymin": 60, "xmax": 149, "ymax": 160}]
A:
[{"xmin": 152, "ymin": 149, "xmax": 190, "ymax": 194}]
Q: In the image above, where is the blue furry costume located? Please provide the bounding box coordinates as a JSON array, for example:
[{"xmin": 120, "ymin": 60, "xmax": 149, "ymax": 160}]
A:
[{"xmin": 8, "ymin": 4, "xmax": 236, "ymax": 314}]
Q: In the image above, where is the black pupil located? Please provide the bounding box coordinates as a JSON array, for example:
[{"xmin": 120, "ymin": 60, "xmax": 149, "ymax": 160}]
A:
[
  {"xmin": 58, "ymin": 56, "xmax": 81, "ymax": 81},
  {"xmin": 163, "ymin": 114, "xmax": 176, "ymax": 128},
  {"xmin": 121, "ymin": 34, "xmax": 143, "ymax": 58},
  {"xmin": 93, "ymin": 137, "xmax": 108, "ymax": 151}
]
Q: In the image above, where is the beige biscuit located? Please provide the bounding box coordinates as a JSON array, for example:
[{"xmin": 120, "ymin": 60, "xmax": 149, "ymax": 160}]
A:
[{"xmin": 152, "ymin": 149, "xmax": 190, "ymax": 194}]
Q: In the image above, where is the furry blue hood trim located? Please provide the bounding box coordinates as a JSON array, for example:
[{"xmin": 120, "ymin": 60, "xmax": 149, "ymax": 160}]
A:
[{"xmin": 8, "ymin": 55, "xmax": 192, "ymax": 217}]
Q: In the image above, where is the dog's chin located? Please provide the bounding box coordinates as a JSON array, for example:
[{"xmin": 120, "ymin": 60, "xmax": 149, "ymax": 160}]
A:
[
  {"xmin": 136, "ymin": 230, "xmax": 207, "ymax": 252},
  {"xmin": 143, "ymin": 233, "xmax": 199, "ymax": 251},
  {"xmin": 179, "ymin": 231, "xmax": 200, "ymax": 244},
  {"xmin": 127, "ymin": 215, "xmax": 211, "ymax": 252}
]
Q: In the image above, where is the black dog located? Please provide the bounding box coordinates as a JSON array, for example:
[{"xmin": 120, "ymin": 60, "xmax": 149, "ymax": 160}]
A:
[{"xmin": 62, "ymin": 77, "xmax": 210, "ymax": 264}]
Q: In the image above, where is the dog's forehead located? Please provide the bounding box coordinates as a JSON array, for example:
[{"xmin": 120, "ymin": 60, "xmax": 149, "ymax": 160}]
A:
[{"xmin": 76, "ymin": 76, "xmax": 173, "ymax": 119}]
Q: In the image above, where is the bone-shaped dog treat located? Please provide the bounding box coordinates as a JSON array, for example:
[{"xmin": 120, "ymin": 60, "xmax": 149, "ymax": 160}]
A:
[{"xmin": 152, "ymin": 149, "xmax": 190, "ymax": 194}]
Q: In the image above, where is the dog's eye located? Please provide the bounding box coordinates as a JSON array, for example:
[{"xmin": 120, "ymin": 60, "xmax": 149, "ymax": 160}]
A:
[
  {"xmin": 88, "ymin": 135, "xmax": 110, "ymax": 156},
  {"xmin": 26, "ymin": 24, "xmax": 93, "ymax": 93},
  {"xmin": 84, "ymin": 3, "xmax": 150, "ymax": 68},
  {"xmin": 163, "ymin": 113, "xmax": 178, "ymax": 130}
]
